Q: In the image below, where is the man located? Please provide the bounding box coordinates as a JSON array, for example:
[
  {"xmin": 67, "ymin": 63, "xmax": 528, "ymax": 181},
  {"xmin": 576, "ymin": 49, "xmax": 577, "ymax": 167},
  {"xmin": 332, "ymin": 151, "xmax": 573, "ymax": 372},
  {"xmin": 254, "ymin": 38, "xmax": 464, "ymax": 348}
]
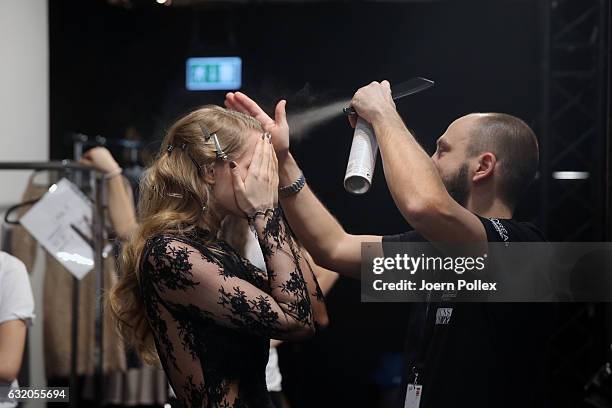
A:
[{"xmin": 225, "ymin": 80, "xmax": 550, "ymax": 407}]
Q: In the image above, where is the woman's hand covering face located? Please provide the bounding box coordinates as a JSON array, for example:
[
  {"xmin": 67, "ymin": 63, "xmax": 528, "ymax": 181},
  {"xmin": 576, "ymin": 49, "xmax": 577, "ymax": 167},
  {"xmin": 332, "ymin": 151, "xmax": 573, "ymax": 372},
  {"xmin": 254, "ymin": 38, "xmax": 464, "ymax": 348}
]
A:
[{"xmin": 230, "ymin": 133, "xmax": 279, "ymax": 217}]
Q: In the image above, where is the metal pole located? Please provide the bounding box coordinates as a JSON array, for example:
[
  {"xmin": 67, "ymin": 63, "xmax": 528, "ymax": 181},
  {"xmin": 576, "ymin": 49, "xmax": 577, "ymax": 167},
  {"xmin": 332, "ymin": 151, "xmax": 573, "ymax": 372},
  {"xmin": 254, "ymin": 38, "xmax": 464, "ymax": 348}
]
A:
[
  {"xmin": 592, "ymin": 0, "xmax": 608, "ymax": 241},
  {"xmin": 69, "ymin": 276, "xmax": 79, "ymax": 408},
  {"xmin": 539, "ymin": 0, "xmax": 552, "ymax": 236},
  {"xmin": 92, "ymin": 172, "xmax": 106, "ymax": 405},
  {"xmin": 601, "ymin": 0, "xmax": 611, "ymax": 241},
  {"xmin": 73, "ymin": 134, "xmax": 87, "ymax": 191},
  {"xmin": 71, "ymin": 143, "xmax": 87, "ymax": 407}
]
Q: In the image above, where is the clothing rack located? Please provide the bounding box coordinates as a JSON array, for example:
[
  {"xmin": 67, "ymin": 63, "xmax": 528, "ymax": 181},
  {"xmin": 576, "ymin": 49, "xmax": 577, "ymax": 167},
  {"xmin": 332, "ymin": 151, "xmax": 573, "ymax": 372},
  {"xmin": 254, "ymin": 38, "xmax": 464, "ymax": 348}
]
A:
[{"xmin": 0, "ymin": 161, "xmax": 106, "ymax": 408}]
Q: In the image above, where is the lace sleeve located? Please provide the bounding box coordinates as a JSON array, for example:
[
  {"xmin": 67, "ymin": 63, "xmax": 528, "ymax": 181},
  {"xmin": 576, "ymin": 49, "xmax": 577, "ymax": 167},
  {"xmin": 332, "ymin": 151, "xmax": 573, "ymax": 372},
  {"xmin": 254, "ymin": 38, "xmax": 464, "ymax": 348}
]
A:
[
  {"xmin": 142, "ymin": 220, "xmax": 320, "ymax": 340},
  {"xmin": 248, "ymin": 207, "xmax": 327, "ymax": 331}
]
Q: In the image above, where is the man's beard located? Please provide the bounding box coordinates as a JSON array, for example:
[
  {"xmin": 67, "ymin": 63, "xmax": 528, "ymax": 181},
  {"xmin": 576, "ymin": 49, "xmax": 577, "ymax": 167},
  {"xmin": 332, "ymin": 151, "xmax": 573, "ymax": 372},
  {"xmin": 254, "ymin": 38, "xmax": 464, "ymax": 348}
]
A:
[{"xmin": 442, "ymin": 163, "xmax": 471, "ymax": 206}]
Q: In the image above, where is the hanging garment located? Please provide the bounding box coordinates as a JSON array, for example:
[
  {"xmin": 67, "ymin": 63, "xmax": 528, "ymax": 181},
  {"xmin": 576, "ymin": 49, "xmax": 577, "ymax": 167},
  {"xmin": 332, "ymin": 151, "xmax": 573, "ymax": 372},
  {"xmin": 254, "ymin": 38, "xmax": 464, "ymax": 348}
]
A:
[{"xmin": 9, "ymin": 173, "xmax": 127, "ymax": 377}]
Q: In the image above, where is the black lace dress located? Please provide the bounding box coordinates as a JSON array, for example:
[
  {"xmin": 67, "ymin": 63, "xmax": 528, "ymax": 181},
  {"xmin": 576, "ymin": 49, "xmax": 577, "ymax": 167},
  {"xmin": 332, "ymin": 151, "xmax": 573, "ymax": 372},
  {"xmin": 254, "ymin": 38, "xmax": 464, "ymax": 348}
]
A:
[{"xmin": 138, "ymin": 208, "xmax": 324, "ymax": 408}]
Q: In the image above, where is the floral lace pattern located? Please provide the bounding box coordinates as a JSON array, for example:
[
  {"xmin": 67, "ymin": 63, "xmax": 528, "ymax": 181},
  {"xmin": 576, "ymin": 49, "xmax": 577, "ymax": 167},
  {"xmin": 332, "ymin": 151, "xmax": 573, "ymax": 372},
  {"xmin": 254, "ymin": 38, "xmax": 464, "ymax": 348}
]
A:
[{"xmin": 138, "ymin": 209, "xmax": 324, "ymax": 407}]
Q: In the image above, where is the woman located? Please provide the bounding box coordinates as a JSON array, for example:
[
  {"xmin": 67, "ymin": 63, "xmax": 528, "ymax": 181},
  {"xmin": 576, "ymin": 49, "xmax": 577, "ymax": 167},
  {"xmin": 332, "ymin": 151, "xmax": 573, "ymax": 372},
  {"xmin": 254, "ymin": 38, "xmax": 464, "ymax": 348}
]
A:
[{"xmin": 109, "ymin": 105, "xmax": 327, "ymax": 408}]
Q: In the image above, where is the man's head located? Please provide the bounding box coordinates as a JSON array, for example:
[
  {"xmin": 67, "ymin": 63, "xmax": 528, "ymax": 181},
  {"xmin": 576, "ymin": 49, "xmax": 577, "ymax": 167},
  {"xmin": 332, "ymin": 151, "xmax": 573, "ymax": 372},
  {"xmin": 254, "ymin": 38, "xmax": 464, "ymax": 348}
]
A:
[{"xmin": 431, "ymin": 113, "xmax": 539, "ymax": 211}]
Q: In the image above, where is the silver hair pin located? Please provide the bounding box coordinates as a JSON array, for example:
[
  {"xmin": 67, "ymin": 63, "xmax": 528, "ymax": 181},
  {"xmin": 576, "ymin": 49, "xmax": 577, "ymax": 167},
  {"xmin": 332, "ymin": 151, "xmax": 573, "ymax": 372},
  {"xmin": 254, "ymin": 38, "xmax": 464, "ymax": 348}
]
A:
[
  {"xmin": 212, "ymin": 134, "xmax": 228, "ymax": 161},
  {"xmin": 199, "ymin": 123, "xmax": 228, "ymax": 161},
  {"xmin": 167, "ymin": 191, "xmax": 206, "ymax": 212}
]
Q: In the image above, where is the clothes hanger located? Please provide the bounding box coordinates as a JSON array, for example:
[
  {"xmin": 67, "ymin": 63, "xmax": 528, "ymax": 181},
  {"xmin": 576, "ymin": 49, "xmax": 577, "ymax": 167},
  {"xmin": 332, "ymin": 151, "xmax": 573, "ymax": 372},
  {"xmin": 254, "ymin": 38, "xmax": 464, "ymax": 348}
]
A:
[{"xmin": 4, "ymin": 198, "xmax": 41, "ymax": 225}]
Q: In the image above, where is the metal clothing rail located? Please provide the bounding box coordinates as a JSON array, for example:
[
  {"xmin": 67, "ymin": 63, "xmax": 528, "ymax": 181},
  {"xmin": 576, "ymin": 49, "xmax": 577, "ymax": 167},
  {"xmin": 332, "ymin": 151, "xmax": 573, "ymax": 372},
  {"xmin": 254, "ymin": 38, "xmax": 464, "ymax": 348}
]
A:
[{"xmin": 0, "ymin": 161, "xmax": 106, "ymax": 408}]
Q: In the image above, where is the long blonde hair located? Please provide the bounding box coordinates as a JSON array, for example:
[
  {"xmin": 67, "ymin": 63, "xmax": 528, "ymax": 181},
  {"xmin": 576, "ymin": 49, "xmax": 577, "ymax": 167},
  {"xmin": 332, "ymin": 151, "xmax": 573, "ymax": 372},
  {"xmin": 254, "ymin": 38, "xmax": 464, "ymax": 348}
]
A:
[{"xmin": 108, "ymin": 105, "xmax": 262, "ymax": 364}]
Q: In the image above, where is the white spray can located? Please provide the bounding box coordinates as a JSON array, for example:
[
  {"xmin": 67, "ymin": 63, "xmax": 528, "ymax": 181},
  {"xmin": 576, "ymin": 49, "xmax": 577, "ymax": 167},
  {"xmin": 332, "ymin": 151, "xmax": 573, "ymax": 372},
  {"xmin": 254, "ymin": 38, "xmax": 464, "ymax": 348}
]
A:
[{"xmin": 344, "ymin": 117, "xmax": 378, "ymax": 194}]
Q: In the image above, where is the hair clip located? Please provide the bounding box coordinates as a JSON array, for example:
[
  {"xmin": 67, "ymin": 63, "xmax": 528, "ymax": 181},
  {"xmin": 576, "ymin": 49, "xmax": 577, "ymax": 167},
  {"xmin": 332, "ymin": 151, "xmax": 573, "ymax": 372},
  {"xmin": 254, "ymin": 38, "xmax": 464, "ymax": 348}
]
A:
[
  {"xmin": 212, "ymin": 135, "xmax": 228, "ymax": 161},
  {"xmin": 199, "ymin": 123, "xmax": 213, "ymax": 141},
  {"xmin": 166, "ymin": 142, "xmax": 188, "ymax": 156},
  {"xmin": 199, "ymin": 123, "xmax": 228, "ymax": 161},
  {"xmin": 168, "ymin": 191, "xmax": 205, "ymax": 213},
  {"xmin": 168, "ymin": 140, "xmax": 202, "ymax": 176}
]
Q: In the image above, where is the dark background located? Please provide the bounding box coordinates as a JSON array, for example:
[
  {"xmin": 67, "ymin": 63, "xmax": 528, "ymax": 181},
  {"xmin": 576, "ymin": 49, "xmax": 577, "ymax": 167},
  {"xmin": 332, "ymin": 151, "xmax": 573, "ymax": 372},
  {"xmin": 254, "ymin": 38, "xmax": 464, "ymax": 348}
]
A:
[
  {"xmin": 49, "ymin": 1, "xmax": 606, "ymax": 407},
  {"xmin": 50, "ymin": 0, "xmax": 543, "ymax": 236}
]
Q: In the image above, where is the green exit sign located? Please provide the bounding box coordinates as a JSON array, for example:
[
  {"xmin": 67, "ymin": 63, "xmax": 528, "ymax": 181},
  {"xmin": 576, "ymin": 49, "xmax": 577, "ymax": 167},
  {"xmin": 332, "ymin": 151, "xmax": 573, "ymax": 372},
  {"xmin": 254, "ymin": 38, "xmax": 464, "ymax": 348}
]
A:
[{"xmin": 186, "ymin": 57, "xmax": 241, "ymax": 90}]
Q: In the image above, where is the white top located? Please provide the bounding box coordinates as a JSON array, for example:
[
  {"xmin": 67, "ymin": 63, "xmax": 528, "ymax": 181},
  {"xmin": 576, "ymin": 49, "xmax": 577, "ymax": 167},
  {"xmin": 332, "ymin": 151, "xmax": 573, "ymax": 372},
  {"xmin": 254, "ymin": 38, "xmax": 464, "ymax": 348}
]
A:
[
  {"xmin": 243, "ymin": 232, "xmax": 283, "ymax": 392},
  {"xmin": 243, "ymin": 233, "xmax": 267, "ymax": 273},
  {"xmin": 265, "ymin": 347, "xmax": 282, "ymax": 392},
  {"xmin": 0, "ymin": 251, "xmax": 35, "ymax": 326},
  {"xmin": 0, "ymin": 251, "xmax": 35, "ymax": 408}
]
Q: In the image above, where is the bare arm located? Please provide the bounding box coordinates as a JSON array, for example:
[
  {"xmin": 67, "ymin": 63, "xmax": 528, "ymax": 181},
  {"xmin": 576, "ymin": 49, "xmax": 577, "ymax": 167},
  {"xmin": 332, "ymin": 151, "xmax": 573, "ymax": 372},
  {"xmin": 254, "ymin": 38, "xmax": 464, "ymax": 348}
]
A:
[
  {"xmin": 106, "ymin": 175, "xmax": 137, "ymax": 239},
  {"xmin": 279, "ymin": 154, "xmax": 379, "ymax": 277},
  {"xmin": 0, "ymin": 320, "xmax": 26, "ymax": 383},
  {"xmin": 350, "ymin": 81, "xmax": 486, "ymax": 244},
  {"xmin": 312, "ymin": 261, "xmax": 339, "ymax": 297},
  {"xmin": 79, "ymin": 147, "xmax": 138, "ymax": 240}
]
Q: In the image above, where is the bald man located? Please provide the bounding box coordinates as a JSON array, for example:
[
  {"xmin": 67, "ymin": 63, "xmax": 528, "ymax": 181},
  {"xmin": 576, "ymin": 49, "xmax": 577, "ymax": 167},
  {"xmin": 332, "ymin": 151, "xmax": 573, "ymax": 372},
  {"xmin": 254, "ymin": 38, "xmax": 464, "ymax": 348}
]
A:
[{"xmin": 225, "ymin": 82, "xmax": 551, "ymax": 408}]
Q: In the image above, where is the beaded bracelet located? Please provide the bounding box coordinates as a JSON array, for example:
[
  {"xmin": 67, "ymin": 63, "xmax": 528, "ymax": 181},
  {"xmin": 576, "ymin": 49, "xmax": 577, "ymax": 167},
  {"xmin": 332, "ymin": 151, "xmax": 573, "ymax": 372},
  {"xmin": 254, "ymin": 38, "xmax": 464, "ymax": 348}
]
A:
[{"xmin": 246, "ymin": 207, "xmax": 277, "ymax": 223}]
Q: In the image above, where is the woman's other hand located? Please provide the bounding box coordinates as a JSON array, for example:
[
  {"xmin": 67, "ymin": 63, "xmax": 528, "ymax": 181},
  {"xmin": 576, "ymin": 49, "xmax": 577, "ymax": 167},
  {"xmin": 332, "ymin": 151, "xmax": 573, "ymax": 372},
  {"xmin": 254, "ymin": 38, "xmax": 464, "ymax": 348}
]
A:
[
  {"xmin": 225, "ymin": 93, "xmax": 289, "ymax": 162},
  {"xmin": 79, "ymin": 147, "xmax": 121, "ymax": 175}
]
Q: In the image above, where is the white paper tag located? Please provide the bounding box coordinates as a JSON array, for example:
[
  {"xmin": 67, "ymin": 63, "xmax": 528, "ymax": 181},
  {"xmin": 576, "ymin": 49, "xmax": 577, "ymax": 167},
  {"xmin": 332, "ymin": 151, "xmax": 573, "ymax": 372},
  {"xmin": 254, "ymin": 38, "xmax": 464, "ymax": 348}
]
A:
[
  {"xmin": 404, "ymin": 384, "xmax": 423, "ymax": 408},
  {"xmin": 20, "ymin": 178, "xmax": 94, "ymax": 279}
]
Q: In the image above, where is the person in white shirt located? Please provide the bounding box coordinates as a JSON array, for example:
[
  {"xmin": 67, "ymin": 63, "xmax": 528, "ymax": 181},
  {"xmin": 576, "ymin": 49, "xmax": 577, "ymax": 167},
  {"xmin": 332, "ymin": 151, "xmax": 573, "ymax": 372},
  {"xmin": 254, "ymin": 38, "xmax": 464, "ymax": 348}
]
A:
[{"xmin": 0, "ymin": 251, "xmax": 35, "ymax": 408}]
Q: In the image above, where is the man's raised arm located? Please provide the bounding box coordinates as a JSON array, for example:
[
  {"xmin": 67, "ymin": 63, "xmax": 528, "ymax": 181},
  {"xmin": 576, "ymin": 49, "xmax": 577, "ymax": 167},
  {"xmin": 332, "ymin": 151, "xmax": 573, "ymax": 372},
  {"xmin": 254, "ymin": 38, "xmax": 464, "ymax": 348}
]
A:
[{"xmin": 349, "ymin": 81, "xmax": 486, "ymax": 244}]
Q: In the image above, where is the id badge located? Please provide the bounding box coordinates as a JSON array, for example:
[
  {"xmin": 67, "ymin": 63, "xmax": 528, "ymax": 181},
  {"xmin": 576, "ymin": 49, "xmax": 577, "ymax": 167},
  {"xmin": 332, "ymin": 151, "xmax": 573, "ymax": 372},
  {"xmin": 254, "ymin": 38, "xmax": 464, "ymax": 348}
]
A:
[{"xmin": 404, "ymin": 384, "xmax": 423, "ymax": 408}]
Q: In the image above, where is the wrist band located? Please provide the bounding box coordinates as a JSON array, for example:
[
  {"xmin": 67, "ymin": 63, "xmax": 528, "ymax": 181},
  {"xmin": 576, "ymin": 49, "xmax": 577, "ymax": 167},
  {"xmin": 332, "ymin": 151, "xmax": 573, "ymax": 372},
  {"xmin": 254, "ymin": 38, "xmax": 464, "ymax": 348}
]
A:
[
  {"xmin": 279, "ymin": 173, "xmax": 306, "ymax": 198},
  {"xmin": 104, "ymin": 168, "xmax": 123, "ymax": 180}
]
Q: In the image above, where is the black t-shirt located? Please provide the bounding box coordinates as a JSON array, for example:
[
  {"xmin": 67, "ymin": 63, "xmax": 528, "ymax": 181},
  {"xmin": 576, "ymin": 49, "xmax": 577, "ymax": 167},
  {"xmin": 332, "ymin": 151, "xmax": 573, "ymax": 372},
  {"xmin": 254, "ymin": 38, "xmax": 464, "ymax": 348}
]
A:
[{"xmin": 383, "ymin": 216, "xmax": 553, "ymax": 408}]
